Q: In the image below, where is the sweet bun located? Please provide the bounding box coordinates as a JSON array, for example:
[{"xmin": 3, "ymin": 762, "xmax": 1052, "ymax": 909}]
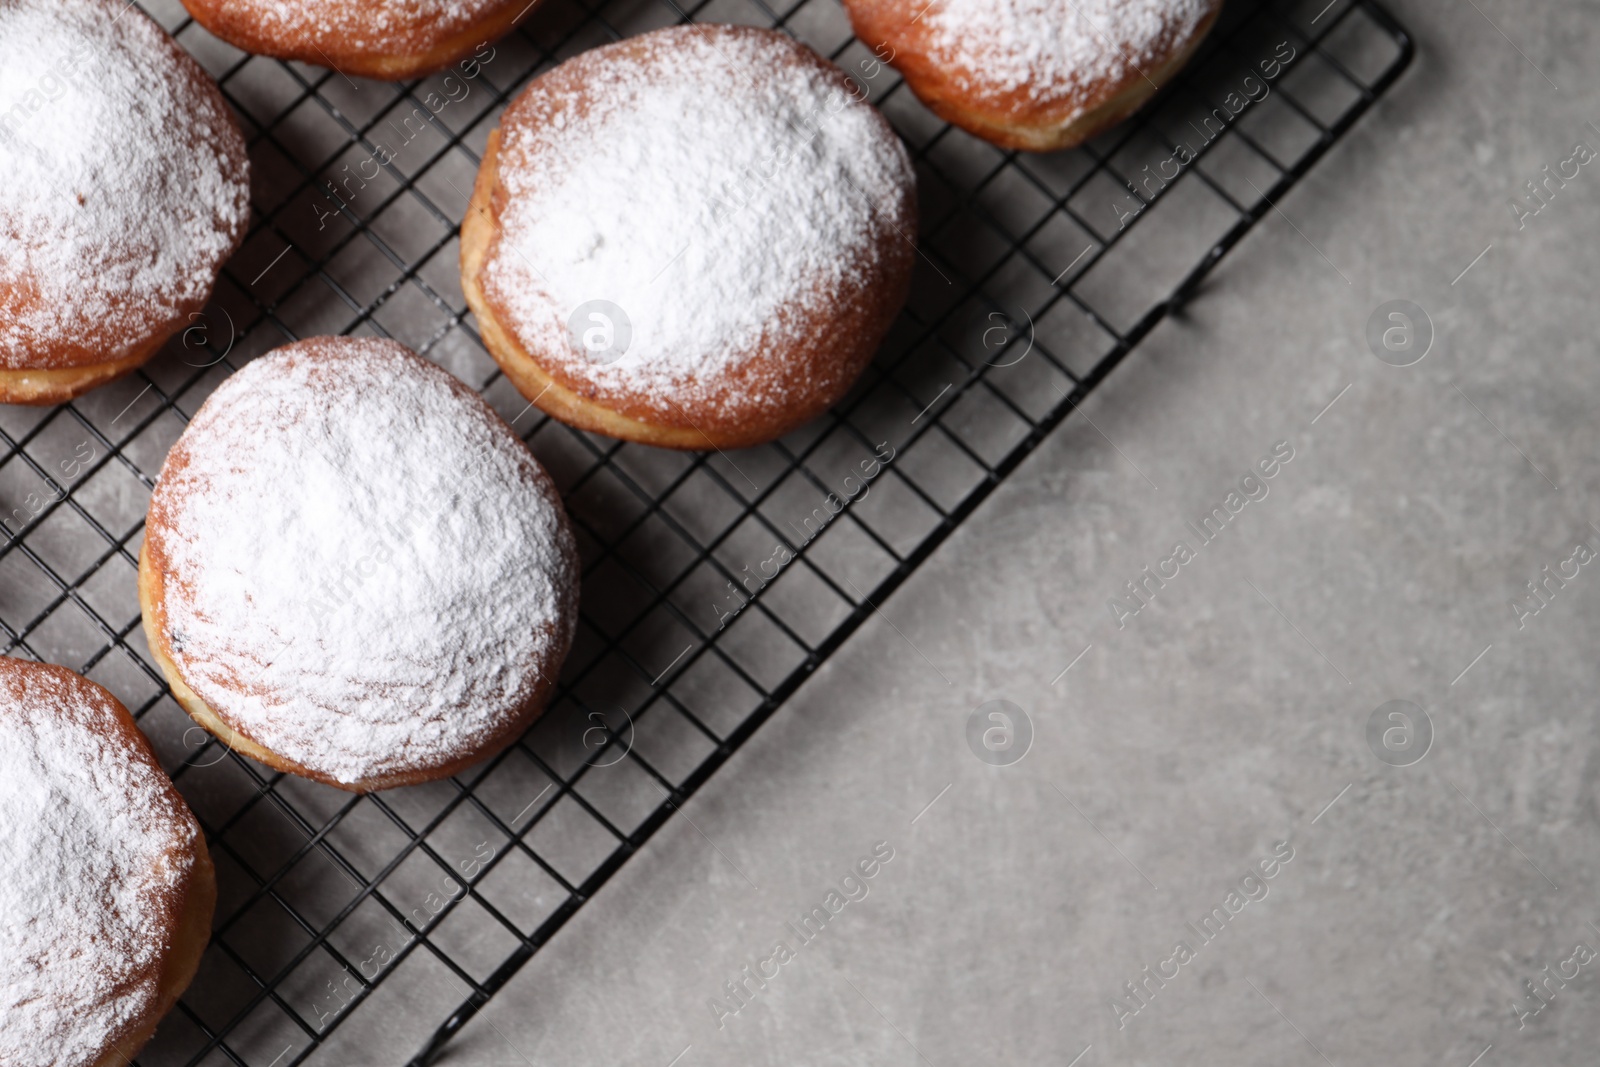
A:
[
  {"xmin": 0, "ymin": 657, "xmax": 215, "ymax": 1067},
  {"xmin": 841, "ymin": 0, "xmax": 1224, "ymax": 151},
  {"xmin": 0, "ymin": 0, "xmax": 250, "ymax": 405},
  {"xmin": 180, "ymin": 0, "xmax": 530, "ymax": 80},
  {"xmin": 460, "ymin": 24, "xmax": 917, "ymax": 451},
  {"xmin": 139, "ymin": 336, "xmax": 579, "ymax": 792}
]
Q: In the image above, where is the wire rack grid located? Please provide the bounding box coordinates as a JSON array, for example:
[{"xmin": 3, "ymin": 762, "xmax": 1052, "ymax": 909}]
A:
[{"xmin": 0, "ymin": 0, "xmax": 1411, "ymax": 1062}]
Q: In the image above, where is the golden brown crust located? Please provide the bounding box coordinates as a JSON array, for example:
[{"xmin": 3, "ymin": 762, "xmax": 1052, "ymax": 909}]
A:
[
  {"xmin": 0, "ymin": 336, "xmax": 163, "ymax": 407},
  {"xmin": 178, "ymin": 0, "xmax": 531, "ymax": 80},
  {"xmin": 842, "ymin": 0, "xmax": 1223, "ymax": 151},
  {"xmin": 460, "ymin": 26, "xmax": 915, "ymax": 452},
  {"xmin": 0, "ymin": 658, "xmax": 215, "ymax": 1067}
]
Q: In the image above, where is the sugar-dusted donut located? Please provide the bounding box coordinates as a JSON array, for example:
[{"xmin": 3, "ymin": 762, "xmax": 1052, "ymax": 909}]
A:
[
  {"xmin": 180, "ymin": 0, "xmax": 529, "ymax": 80},
  {"xmin": 139, "ymin": 336, "xmax": 580, "ymax": 792},
  {"xmin": 0, "ymin": 657, "xmax": 215, "ymax": 1067},
  {"xmin": 842, "ymin": 0, "xmax": 1224, "ymax": 151},
  {"xmin": 0, "ymin": 0, "xmax": 250, "ymax": 405},
  {"xmin": 460, "ymin": 24, "xmax": 917, "ymax": 451}
]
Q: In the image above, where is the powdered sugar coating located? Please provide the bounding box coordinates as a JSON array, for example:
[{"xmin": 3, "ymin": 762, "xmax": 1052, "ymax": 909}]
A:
[
  {"xmin": 0, "ymin": 0, "xmax": 250, "ymax": 370},
  {"xmin": 922, "ymin": 0, "xmax": 1216, "ymax": 107},
  {"xmin": 144, "ymin": 338, "xmax": 579, "ymax": 787},
  {"xmin": 480, "ymin": 25, "xmax": 916, "ymax": 429},
  {"xmin": 202, "ymin": 0, "xmax": 510, "ymax": 54},
  {"xmin": 0, "ymin": 660, "xmax": 202, "ymax": 1067}
]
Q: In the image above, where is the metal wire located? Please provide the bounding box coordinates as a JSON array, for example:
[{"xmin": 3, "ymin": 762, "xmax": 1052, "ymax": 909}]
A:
[{"xmin": 0, "ymin": 0, "xmax": 1411, "ymax": 1062}]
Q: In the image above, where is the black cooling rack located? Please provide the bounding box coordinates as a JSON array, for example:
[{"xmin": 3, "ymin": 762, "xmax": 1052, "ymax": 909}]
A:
[{"xmin": 0, "ymin": 0, "xmax": 1411, "ymax": 1062}]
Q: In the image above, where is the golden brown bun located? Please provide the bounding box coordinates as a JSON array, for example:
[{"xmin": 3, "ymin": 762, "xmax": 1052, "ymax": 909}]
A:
[
  {"xmin": 460, "ymin": 25, "xmax": 916, "ymax": 452},
  {"xmin": 842, "ymin": 0, "xmax": 1224, "ymax": 151},
  {"xmin": 0, "ymin": 0, "xmax": 249, "ymax": 404},
  {"xmin": 179, "ymin": 0, "xmax": 531, "ymax": 80},
  {"xmin": 138, "ymin": 336, "xmax": 580, "ymax": 793},
  {"xmin": 0, "ymin": 658, "xmax": 215, "ymax": 1067}
]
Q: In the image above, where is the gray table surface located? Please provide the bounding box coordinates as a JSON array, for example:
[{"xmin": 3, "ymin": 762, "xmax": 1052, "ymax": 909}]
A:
[{"xmin": 318, "ymin": 1, "xmax": 1600, "ymax": 1063}]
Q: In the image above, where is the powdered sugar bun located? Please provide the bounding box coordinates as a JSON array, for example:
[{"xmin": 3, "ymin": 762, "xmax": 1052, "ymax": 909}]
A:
[
  {"xmin": 0, "ymin": 0, "xmax": 250, "ymax": 405},
  {"xmin": 139, "ymin": 336, "xmax": 580, "ymax": 792},
  {"xmin": 842, "ymin": 0, "xmax": 1223, "ymax": 151},
  {"xmin": 180, "ymin": 0, "xmax": 528, "ymax": 80},
  {"xmin": 0, "ymin": 657, "xmax": 215, "ymax": 1067},
  {"xmin": 460, "ymin": 24, "xmax": 917, "ymax": 451}
]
